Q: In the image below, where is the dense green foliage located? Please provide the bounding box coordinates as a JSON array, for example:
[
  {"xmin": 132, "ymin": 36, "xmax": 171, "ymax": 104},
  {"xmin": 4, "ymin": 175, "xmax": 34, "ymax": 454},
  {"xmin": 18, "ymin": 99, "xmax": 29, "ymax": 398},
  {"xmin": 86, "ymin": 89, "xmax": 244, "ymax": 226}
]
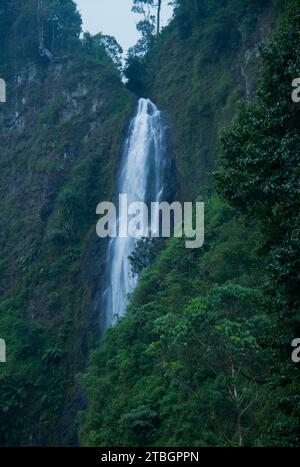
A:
[
  {"xmin": 126, "ymin": 0, "xmax": 281, "ymax": 199},
  {"xmin": 216, "ymin": 7, "xmax": 300, "ymax": 316},
  {"xmin": 0, "ymin": 0, "xmax": 134, "ymax": 446},
  {"xmin": 1, "ymin": 0, "xmax": 299, "ymax": 448},
  {"xmin": 216, "ymin": 4, "xmax": 300, "ymax": 444},
  {"xmin": 80, "ymin": 0, "xmax": 299, "ymax": 447},
  {"xmin": 0, "ymin": 0, "xmax": 81, "ymax": 72},
  {"xmin": 81, "ymin": 199, "xmax": 272, "ymax": 446}
]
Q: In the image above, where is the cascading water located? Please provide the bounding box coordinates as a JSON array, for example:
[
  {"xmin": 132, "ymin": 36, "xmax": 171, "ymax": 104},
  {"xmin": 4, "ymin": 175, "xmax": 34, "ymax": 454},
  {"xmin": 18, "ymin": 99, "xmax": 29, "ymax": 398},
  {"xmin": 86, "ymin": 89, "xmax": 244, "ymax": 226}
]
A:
[{"xmin": 103, "ymin": 98, "xmax": 170, "ymax": 327}]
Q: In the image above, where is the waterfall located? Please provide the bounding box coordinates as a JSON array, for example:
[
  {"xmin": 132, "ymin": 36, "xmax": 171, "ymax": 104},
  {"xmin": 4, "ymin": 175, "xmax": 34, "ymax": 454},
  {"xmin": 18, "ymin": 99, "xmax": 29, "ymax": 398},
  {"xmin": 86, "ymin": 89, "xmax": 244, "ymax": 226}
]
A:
[{"xmin": 103, "ymin": 98, "xmax": 170, "ymax": 327}]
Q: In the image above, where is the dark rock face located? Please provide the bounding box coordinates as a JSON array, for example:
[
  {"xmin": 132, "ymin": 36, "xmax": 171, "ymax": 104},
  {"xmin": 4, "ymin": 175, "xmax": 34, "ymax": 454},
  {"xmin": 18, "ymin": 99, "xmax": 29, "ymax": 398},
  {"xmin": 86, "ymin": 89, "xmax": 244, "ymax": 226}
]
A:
[{"xmin": 0, "ymin": 3, "xmax": 135, "ymax": 445}]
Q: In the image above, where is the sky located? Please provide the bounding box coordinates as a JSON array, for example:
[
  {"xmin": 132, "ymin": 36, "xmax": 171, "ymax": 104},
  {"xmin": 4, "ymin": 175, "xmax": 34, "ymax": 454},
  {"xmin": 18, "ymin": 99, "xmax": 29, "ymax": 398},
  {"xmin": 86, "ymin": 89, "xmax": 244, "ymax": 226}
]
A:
[{"xmin": 75, "ymin": 0, "xmax": 173, "ymax": 54}]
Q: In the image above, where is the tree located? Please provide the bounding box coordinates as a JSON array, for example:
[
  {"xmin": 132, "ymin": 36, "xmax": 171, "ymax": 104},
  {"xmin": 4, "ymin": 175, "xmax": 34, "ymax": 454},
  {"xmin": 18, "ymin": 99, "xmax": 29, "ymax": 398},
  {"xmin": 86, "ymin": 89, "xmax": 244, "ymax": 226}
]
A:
[
  {"xmin": 99, "ymin": 35, "xmax": 123, "ymax": 70},
  {"xmin": 132, "ymin": 0, "xmax": 165, "ymax": 38},
  {"xmin": 124, "ymin": 54, "xmax": 146, "ymax": 94},
  {"xmin": 37, "ymin": 0, "xmax": 82, "ymax": 57},
  {"xmin": 83, "ymin": 33, "xmax": 123, "ymax": 70},
  {"xmin": 216, "ymin": 7, "xmax": 300, "ymax": 310},
  {"xmin": 215, "ymin": 4, "xmax": 300, "ymax": 445},
  {"xmin": 157, "ymin": 0, "xmax": 162, "ymax": 36},
  {"xmin": 1, "ymin": 0, "xmax": 82, "ymax": 65},
  {"xmin": 216, "ymin": 7, "xmax": 300, "ymax": 318},
  {"xmin": 153, "ymin": 284, "xmax": 269, "ymax": 446},
  {"xmin": 129, "ymin": 238, "xmax": 165, "ymax": 276}
]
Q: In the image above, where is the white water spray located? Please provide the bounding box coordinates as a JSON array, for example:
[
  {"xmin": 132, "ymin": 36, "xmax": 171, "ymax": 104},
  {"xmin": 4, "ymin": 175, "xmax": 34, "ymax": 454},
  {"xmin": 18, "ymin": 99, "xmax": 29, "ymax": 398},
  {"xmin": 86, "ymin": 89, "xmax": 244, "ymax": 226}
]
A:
[{"xmin": 104, "ymin": 98, "xmax": 169, "ymax": 327}]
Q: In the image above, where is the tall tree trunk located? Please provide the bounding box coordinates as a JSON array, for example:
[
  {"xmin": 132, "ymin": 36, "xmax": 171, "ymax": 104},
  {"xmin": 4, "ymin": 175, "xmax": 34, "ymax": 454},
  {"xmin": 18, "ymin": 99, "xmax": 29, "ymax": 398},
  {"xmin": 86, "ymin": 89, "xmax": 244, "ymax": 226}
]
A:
[
  {"xmin": 37, "ymin": 0, "xmax": 44, "ymax": 50},
  {"xmin": 157, "ymin": 0, "xmax": 162, "ymax": 36},
  {"xmin": 37, "ymin": 0, "xmax": 53, "ymax": 61},
  {"xmin": 230, "ymin": 358, "xmax": 243, "ymax": 447},
  {"xmin": 237, "ymin": 413, "xmax": 243, "ymax": 447}
]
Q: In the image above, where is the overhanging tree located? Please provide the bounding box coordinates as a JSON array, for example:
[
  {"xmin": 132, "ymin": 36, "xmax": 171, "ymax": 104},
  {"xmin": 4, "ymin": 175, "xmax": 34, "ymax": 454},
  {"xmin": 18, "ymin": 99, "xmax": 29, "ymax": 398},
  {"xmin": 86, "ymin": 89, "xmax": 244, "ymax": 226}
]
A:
[
  {"xmin": 132, "ymin": 0, "xmax": 165, "ymax": 37},
  {"xmin": 216, "ymin": 4, "xmax": 300, "ymax": 446}
]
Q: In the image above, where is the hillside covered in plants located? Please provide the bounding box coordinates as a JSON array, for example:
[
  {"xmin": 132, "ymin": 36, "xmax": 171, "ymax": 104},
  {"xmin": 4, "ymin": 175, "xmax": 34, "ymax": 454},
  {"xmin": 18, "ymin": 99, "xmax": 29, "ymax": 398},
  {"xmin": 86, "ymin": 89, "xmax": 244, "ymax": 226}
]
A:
[
  {"xmin": 0, "ymin": 0, "xmax": 134, "ymax": 446},
  {"xmin": 0, "ymin": 0, "xmax": 299, "ymax": 448},
  {"xmin": 81, "ymin": 0, "xmax": 300, "ymax": 447}
]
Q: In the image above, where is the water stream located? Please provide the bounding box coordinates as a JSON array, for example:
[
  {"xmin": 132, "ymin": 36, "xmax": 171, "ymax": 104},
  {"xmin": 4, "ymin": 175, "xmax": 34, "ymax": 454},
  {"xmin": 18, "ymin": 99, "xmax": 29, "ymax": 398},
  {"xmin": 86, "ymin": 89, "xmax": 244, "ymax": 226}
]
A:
[{"xmin": 103, "ymin": 98, "xmax": 170, "ymax": 327}]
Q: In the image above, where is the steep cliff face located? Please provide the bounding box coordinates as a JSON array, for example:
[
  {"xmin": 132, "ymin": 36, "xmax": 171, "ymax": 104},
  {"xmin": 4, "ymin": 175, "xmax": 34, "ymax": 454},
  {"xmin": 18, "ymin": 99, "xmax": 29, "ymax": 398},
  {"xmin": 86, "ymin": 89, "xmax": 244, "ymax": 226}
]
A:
[
  {"xmin": 80, "ymin": 0, "xmax": 298, "ymax": 448},
  {"xmin": 142, "ymin": 0, "xmax": 282, "ymax": 199},
  {"xmin": 0, "ymin": 0, "xmax": 294, "ymax": 448},
  {"xmin": 0, "ymin": 0, "xmax": 135, "ymax": 446}
]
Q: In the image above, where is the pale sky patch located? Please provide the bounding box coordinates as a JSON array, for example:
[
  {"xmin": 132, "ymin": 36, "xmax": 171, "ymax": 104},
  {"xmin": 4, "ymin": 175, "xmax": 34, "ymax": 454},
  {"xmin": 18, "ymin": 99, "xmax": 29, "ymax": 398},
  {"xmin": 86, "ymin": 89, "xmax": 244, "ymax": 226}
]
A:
[{"xmin": 75, "ymin": 0, "xmax": 173, "ymax": 54}]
